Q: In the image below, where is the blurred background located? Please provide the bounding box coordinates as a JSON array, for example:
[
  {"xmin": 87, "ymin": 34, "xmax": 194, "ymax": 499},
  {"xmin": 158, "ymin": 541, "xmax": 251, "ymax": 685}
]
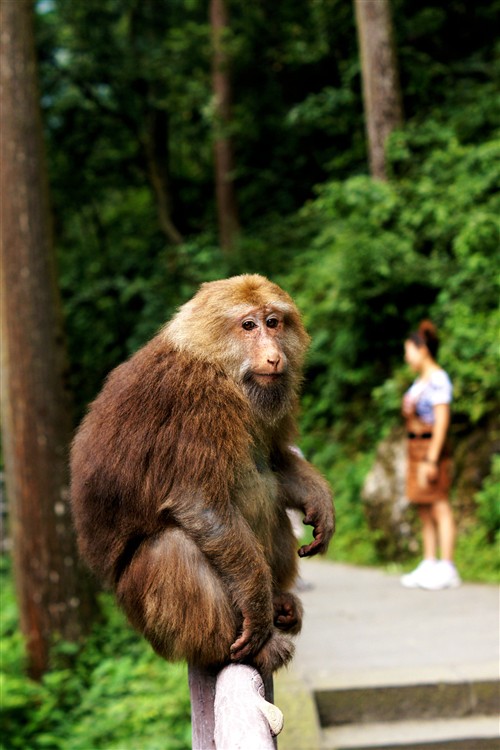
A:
[{"xmin": 1, "ymin": 0, "xmax": 498, "ymax": 748}]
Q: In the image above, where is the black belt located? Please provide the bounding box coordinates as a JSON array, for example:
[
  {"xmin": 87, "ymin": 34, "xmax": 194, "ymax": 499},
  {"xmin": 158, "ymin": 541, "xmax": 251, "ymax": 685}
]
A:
[{"xmin": 407, "ymin": 432, "xmax": 433, "ymax": 439}]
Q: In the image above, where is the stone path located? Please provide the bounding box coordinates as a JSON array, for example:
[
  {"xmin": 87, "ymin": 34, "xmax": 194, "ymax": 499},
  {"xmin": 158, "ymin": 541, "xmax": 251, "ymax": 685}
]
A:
[{"xmin": 275, "ymin": 560, "xmax": 499, "ymax": 750}]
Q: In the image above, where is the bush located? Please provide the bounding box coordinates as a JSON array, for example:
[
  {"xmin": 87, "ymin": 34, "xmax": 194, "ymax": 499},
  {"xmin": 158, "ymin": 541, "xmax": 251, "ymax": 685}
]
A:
[
  {"xmin": 277, "ymin": 116, "xmax": 500, "ymax": 575},
  {"xmin": 283, "ymin": 124, "xmax": 500, "ymax": 439},
  {"xmin": 0, "ymin": 560, "xmax": 191, "ymax": 750},
  {"xmin": 474, "ymin": 454, "xmax": 500, "ymax": 542}
]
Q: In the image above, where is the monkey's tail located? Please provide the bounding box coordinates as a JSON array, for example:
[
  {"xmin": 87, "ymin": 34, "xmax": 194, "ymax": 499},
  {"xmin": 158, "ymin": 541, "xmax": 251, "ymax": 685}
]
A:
[{"xmin": 252, "ymin": 630, "xmax": 295, "ymax": 674}]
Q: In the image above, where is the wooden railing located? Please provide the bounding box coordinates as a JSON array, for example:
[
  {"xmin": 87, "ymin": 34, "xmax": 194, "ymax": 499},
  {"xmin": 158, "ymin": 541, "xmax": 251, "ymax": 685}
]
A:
[{"xmin": 189, "ymin": 664, "xmax": 284, "ymax": 749}]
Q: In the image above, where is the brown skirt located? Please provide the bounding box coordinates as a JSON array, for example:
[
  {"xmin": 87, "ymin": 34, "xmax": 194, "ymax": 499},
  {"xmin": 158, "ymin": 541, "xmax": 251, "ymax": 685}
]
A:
[{"xmin": 406, "ymin": 435, "xmax": 452, "ymax": 504}]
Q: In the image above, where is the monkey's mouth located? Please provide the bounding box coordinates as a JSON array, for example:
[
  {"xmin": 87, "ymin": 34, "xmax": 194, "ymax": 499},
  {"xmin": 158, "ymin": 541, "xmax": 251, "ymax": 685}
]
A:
[
  {"xmin": 253, "ymin": 372, "xmax": 283, "ymax": 382},
  {"xmin": 242, "ymin": 369, "xmax": 287, "ymax": 386}
]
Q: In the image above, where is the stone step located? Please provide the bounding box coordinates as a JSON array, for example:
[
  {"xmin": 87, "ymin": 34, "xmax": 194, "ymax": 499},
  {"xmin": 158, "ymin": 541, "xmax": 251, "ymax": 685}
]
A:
[
  {"xmin": 321, "ymin": 715, "xmax": 500, "ymax": 750},
  {"xmin": 315, "ymin": 680, "xmax": 499, "ymax": 727}
]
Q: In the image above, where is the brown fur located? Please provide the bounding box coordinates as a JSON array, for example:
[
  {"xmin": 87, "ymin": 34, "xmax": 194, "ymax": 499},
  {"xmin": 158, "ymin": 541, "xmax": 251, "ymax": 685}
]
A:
[{"xmin": 70, "ymin": 274, "xmax": 334, "ymax": 673}]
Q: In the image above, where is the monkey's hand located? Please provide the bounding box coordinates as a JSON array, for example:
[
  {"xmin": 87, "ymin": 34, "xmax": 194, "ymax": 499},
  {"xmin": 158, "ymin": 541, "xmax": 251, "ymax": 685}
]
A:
[
  {"xmin": 273, "ymin": 592, "xmax": 303, "ymax": 634},
  {"xmin": 230, "ymin": 616, "xmax": 273, "ymax": 662},
  {"xmin": 276, "ymin": 449, "xmax": 335, "ymax": 557},
  {"xmin": 298, "ymin": 500, "xmax": 335, "ymax": 557}
]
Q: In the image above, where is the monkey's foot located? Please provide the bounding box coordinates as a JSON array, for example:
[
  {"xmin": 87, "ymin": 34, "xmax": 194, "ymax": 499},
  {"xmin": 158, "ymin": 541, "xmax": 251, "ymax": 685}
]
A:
[{"xmin": 273, "ymin": 591, "xmax": 303, "ymax": 634}]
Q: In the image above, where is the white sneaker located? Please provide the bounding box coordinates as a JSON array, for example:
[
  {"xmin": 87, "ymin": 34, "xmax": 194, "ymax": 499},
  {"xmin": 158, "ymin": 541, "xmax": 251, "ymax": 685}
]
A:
[
  {"xmin": 401, "ymin": 559, "xmax": 437, "ymax": 588},
  {"xmin": 420, "ymin": 561, "xmax": 461, "ymax": 591}
]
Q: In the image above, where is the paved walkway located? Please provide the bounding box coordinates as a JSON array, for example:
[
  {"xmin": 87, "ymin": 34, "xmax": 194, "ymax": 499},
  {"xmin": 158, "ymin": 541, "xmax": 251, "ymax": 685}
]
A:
[
  {"xmin": 275, "ymin": 560, "xmax": 499, "ymax": 749},
  {"xmin": 291, "ymin": 559, "xmax": 499, "ymax": 690}
]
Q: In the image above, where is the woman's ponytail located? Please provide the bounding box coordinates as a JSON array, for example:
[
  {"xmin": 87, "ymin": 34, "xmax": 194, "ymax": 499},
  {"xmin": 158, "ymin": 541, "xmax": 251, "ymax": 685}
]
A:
[{"xmin": 409, "ymin": 319, "xmax": 439, "ymax": 359}]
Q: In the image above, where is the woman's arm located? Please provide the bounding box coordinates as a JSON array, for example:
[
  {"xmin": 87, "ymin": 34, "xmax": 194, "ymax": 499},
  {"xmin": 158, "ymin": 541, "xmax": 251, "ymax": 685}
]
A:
[{"xmin": 424, "ymin": 403, "xmax": 450, "ymax": 481}]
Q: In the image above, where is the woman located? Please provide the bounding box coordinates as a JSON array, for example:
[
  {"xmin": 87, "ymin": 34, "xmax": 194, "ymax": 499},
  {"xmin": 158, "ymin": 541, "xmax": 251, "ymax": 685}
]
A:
[{"xmin": 401, "ymin": 320, "xmax": 461, "ymax": 590}]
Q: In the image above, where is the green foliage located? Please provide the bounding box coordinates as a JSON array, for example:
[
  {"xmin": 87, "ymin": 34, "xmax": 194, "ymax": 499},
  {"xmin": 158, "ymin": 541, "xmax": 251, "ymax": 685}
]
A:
[
  {"xmin": 35, "ymin": 0, "xmax": 500, "ymax": 423},
  {"xmin": 317, "ymin": 448, "xmax": 382, "ymax": 568},
  {"xmin": 474, "ymin": 454, "xmax": 500, "ymax": 542},
  {"xmin": 37, "ymin": 0, "xmax": 499, "ymax": 252},
  {"xmin": 281, "ymin": 121, "xmax": 500, "ymax": 439},
  {"xmin": 0, "ymin": 560, "xmax": 190, "ymax": 750},
  {"xmin": 279, "ymin": 110, "xmax": 499, "ymax": 576},
  {"xmin": 454, "ymin": 526, "xmax": 500, "ymax": 584},
  {"xmin": 390, "ymin": 130, "xmax": 500, "ymax": 425},
  {"xmin": 31, "ymin": 0, "xmax": 499, "ymax": 584},
  {"xmin": 59, "ymin": 210, "xmax": 228, "ymax": 416}
]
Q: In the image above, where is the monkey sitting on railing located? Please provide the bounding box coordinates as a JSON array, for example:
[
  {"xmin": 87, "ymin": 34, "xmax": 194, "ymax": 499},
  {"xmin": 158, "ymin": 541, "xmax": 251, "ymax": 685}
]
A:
[{"xmin": 71, "ymin": 274, "xmax": 334, "ymax": 673}]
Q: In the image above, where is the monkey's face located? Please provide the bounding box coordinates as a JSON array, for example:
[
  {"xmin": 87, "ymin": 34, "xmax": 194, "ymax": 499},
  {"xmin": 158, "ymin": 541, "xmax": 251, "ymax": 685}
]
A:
[
  {"xmin": 165, "ymin": 275, "xmax": 310, "ymax": 419},
  {"xmin": 238, "ymin": 306, "xmax": 285, "ymax": 377},
  {"xmin": 235, "ymin": 305, "xmax": 295, "ymax": 419}
]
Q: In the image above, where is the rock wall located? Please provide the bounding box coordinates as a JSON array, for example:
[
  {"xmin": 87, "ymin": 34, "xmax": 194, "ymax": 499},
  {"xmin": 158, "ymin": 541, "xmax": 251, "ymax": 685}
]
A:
[{"xmin": 361, "ymin": 427, "xmax": 418, "ymax": 560}]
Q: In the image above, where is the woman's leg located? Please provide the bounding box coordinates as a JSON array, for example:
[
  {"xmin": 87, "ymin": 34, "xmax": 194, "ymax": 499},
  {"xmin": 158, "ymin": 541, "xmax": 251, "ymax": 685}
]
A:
[
  {"xmin": 401, "ymin": 505, "xmax": 437, "ymax": 587},
  {"xmin": 418, "ymin": 505, "xmax": 437, "ymax": 559},
  {"xmin": 419, "ymin": 500, "xmax": 461, "ymax": 589},
  {"xmin": 432, "ymin": 499, "xmax": 456, "ymax": 561}
]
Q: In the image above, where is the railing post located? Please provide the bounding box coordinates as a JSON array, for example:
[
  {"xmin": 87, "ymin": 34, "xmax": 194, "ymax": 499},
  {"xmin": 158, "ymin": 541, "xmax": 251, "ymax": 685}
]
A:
[{"xmin": 189, "ymin": 663, "xmax": 283, "ymax": 749}]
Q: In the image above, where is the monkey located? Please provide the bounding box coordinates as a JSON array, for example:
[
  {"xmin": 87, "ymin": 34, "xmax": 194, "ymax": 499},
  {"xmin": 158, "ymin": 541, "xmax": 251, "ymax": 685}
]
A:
[{"xmin": 70, "ymin": 274, "xmax": 334, "ymax": 674}]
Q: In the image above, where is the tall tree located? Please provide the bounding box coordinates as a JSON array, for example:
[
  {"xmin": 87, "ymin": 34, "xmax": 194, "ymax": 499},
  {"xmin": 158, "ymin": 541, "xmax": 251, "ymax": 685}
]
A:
[
  {"xmin": 142, "ymin": 107, "xmax": 184, "ymax": 248},
  {"xmin": 210, "ymin": 0, "xmax": 240, "ymax": 253},
  {"xmin": 127, "ymin": 0, "xmax": 183, "ymax": 248},
  {"xmin": 0, "ymin": 0, "xmax": 97, "ymax": 679},
  {"xmin": 354, "ymin": 0, "xmax": 403, "ymax": 180}
]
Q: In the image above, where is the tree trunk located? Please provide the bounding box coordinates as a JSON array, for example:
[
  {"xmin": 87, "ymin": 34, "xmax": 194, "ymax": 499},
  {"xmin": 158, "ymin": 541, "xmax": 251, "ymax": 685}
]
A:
[
  {"xmin": 142, "ymin": 107, "xmax": 184, "ymax": 248},
  {"xmin": 0, "ymin": 0, "xmax": 98, "ymax": 680},
  {"xmin": 125, "ymin": 0, "xmax": 183, "ymax": 249},
  {"xmin": 354, "ymin": 0, "xmax": 403, "ymax": 180},
  {"xmin": 210, "ymin": 0, "xmax": 240, "ymax": 253}
]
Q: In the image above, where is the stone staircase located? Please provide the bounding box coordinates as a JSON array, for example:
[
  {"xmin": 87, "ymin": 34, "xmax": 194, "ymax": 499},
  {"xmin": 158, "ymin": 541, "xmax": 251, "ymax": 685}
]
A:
[
  {"xmin": 317, "ymin": 677, "xmax": 499, "ymax": 750},
  {"xmin": 275, "ymin": 560, "xmax": 499, "ymax": 750}
]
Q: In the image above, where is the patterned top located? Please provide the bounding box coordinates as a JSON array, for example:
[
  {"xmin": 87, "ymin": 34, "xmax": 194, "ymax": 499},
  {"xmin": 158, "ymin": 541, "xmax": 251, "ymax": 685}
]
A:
[{"xmin": 405, "ymin": 369, "xmax": 453, "ymax": 425}]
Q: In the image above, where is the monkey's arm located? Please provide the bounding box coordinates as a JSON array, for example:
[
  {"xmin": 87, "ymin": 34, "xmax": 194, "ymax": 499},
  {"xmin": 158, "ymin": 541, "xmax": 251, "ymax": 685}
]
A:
[
  {"xmin": 276, "ymin": 451, "xmax": 335, "ymax": 557},
  {"xmin": 162, "ymin": 492, "xmax": 274, "ymax": 662}
]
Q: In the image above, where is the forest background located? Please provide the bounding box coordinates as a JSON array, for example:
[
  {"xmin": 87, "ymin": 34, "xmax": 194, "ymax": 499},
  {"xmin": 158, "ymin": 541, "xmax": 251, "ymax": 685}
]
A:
[{"xmin": 1, "ymin": 0, "xmax": 499, "ymax": 748}]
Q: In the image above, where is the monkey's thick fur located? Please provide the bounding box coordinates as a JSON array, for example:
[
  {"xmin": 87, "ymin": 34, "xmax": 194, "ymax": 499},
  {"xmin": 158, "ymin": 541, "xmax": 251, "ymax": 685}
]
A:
[{"xmin": 71, "ymin": 275, "xmax": 334, "ymax": 673}]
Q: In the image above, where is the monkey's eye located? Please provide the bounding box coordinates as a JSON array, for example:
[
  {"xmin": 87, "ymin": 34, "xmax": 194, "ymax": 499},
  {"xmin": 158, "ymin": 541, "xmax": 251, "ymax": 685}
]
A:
[
  {"xmin": 242, "ymin": 320, "xmax": 257, "ymax": 331},
  {"xmin": 266, "ymin": 317, "xmax": 279, "ymax": 329}
]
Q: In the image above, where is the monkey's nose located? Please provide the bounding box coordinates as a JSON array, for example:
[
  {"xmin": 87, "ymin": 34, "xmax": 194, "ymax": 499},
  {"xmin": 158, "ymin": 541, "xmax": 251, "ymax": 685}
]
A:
[{"xmin": 267, "ymin": 354, "xmax": 281, "ymax": 368}]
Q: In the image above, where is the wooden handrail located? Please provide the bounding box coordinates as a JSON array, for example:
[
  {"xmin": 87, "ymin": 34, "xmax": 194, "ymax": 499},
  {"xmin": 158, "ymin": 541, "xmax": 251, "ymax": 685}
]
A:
[{"xmin": 189, "ymin": 664, "xmax": 284, "ymax": 749}]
